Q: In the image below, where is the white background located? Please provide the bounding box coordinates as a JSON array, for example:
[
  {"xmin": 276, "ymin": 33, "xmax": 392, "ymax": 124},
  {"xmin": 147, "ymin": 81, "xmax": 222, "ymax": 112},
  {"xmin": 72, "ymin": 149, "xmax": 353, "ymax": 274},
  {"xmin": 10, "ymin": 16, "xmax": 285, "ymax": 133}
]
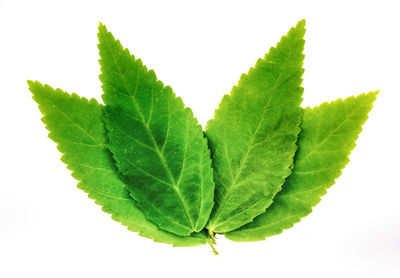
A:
[{"xmin": 1, "ymin": 0, "xmax": 399, "ymax": 277}]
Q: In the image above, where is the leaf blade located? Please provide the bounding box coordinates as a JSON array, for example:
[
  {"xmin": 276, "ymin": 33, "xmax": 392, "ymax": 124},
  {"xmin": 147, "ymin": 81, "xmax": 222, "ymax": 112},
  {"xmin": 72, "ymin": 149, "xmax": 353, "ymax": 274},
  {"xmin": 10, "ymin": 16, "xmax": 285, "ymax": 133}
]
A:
[
  {"xmin": 98, "ymin": 24, "xmax": 214, "ymax": 236},
  {"xmin": 29, "ymin": 81, "xmax": 207, "ymax": 247},
  {"xmin": 206, "ymin": 20, "xmax": 306, "ymax": 233},
  {"xmin": 225, "ymin": 92, "xmax": 378, "ymax": 241}
]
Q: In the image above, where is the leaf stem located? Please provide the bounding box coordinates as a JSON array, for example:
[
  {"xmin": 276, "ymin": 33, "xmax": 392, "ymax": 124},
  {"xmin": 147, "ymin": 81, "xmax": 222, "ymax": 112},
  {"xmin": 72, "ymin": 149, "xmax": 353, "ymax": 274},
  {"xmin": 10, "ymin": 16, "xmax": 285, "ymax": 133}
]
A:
[
  {"xmin": 207, "ymin": 238, "xmax": 219, "ymax": 255},
  {"xmin": 208, "ymin": 229, "xmax": 217, "ymax": 244}
]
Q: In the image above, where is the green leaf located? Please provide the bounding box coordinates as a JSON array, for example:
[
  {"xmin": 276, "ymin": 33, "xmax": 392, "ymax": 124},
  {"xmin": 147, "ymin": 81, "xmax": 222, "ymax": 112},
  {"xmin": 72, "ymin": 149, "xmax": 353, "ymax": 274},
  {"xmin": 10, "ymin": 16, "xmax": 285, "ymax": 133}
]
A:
[
  {"xmin": 225, "ymin": 92, "xmax": 378, "ymax": 242},
  {"xmin": 205, "ymin": 20, "xmax": 306, "ymax": 233},
  {"xmin": 28, "ymin": 81, "xmax": 207, "ymax": 247},
  {"xmin": 98, "ymin": 24, "xmax": 214, "ymax": 236}
]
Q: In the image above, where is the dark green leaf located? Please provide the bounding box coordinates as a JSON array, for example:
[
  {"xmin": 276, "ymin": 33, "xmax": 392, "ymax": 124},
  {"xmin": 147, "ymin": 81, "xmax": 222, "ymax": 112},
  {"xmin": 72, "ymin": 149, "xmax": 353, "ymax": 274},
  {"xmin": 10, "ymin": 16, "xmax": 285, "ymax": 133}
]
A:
[{"xmin": 98, "ymin": 24, "xmax": 215, "ymax": 236}]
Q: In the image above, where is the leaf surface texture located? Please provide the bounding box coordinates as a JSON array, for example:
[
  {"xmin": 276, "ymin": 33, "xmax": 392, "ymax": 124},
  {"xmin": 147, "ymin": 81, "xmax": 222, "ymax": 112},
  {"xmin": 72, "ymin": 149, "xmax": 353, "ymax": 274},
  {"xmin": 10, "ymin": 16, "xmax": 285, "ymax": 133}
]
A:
[
  {"xmin": 98, "ymin": 24, "xmax": 214, "ymax": 236},
  {"xmin": 205, "ymin": 20, "xmax": 305, "ymax": 233},
  {"xmin": 226, "ymin": 92, "xmax": 378, "ymax": 241},
  {"xmin": 29, "ymin": 81, "xmax": 207, "ymax": 247}
]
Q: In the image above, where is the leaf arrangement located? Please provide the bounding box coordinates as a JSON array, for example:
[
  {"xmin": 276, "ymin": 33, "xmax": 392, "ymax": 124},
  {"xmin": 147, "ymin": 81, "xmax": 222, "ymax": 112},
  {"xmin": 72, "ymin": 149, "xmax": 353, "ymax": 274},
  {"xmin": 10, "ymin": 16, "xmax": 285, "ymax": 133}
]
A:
[{"xmin": 29, "ymin": 20, "xmax": 377, "ymax": 254}]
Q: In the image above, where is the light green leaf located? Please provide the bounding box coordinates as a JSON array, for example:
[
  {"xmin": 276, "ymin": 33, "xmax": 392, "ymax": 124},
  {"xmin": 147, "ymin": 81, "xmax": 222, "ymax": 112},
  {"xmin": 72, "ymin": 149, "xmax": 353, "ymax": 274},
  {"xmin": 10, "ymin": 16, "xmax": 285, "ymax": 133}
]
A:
[
  {"xmin": 28, "ymin": 81, "xmax": 207, "ymax": 247},
  {"xmin": 98, "ymin": 24, "xmax": 214, "ymax": 236},
  {"xmin": 205, "ymin": 20, "xmax": 306, "ymax": 233},
  {"xmin": 226, "ymin": 92, "xmax": 378, "ymax": 242}
]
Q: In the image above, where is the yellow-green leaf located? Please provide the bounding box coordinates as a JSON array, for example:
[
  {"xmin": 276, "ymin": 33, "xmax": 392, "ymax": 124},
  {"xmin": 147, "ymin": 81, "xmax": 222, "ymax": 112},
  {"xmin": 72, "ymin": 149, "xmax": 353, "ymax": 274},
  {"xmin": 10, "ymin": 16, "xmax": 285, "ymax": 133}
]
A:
[
  {"xmin": 29, "ymin": 81, "xmax": 207, "ymax": 247},
  {"xmin": 226, "ymin": 92, "xmax": 378, "ymax": 241}
]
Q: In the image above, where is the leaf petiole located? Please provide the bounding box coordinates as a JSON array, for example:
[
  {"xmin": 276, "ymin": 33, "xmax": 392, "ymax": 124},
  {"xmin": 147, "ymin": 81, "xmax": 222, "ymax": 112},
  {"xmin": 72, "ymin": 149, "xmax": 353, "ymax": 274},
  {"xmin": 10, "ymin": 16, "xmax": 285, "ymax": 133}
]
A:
[
  {"xmin": 208, "ymin": 229, "xmax": 217, "ymax": 244},
  {"xmin": 207, "ymin": 238, "xmax": 219, "ymax": 255}
]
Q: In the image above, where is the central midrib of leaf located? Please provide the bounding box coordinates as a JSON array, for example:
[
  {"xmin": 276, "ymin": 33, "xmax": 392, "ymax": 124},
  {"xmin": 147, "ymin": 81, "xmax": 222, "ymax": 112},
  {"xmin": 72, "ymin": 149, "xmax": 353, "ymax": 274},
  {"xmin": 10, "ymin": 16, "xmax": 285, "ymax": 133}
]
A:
[
  {"xmin": 106, "ymin": 45, "xmax": 195, "ymax": 231},
  {"xmin": 209, "ymin": 47, "xmax": 295, "ymax": 231}
]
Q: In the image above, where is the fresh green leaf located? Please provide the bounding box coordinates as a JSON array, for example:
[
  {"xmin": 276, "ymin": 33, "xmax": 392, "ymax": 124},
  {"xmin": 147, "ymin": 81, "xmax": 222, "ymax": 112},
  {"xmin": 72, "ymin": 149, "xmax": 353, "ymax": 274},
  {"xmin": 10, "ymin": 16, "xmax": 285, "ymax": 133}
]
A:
[
  {"xmin": 28, "ymin": 81, "xmax": 208, "ymax": 247},
  {"xmin": 28, "ymin": 21, "xmax": 379, "ymax": 254},
  {"xmin": 98, "ymin": 24, "xmax": 215, "ymax": 236},
  {"xmin": 225, "ymin": 92, "xmax": 378, "ymax": 242},
  {"xmin": 205, "ymin": 20, "xmax": 305, "ymax": 234}
]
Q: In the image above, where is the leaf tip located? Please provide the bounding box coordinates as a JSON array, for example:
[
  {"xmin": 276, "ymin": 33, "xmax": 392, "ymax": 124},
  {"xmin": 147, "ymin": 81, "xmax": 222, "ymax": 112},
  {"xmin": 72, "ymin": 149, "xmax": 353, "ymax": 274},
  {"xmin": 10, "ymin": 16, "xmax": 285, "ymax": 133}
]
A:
[
  {"xmin": 362, "ymin": 90, "xmax": 379, "ymax": 106},
  {"xmin": 98, "ymin": 22, "xmax": 112, "ymax": 43},
  {"xmin": 297, "ymin": 19, "xmax": 306, "ymax": 27},
  {"xmin": 294, "ymin": 19, "xmax": 306, "ymax": 35},
  {"xmin": 27, "ymin": 80, "xmax": 35, "ymax": 90},
  {"xmin": 98, "ymin": 21, "xmax": 107, "ymax": 33},
  {"xmin": 27, "ymin": 80, "xmax": 42, "ymax": 95},
  {"xmin": 371, "ymin": 90, "xmax": 379, "ymax": 97}
]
